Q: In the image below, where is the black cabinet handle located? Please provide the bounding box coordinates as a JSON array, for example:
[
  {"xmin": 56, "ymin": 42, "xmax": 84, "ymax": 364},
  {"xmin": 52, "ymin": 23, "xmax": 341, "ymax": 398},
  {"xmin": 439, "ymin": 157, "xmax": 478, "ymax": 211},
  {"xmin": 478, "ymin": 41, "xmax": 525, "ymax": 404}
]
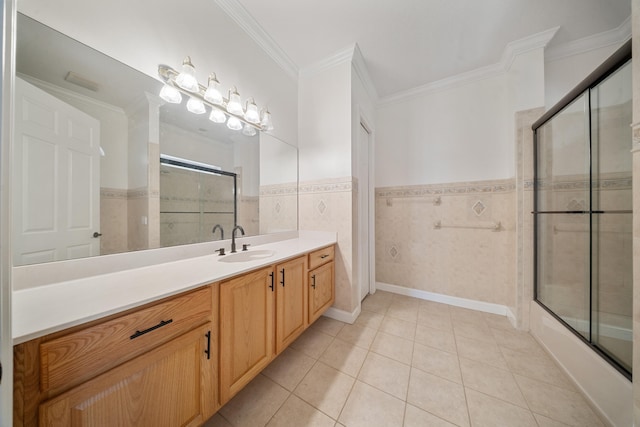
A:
[
  {"xmin": 269, "ymin": 272, "xmax": 274, "ymax": 291},
  {"xmin": 130, "ymin": 319, "xmax": 173, "ymax": 340},
  {"xmin": 320, "ymin": 254, "xmax": 329, "ymax": 259},
  {"xmin": 204, "ymin": 331, "xmax": 211, "ymax": 360},
  {"xmin": 311, "ymin": 274, "xmax": 316, "ymax": 289},
  {"xmin": 280, "ymin": 269, "xmax": 285, "ymax": 287}
]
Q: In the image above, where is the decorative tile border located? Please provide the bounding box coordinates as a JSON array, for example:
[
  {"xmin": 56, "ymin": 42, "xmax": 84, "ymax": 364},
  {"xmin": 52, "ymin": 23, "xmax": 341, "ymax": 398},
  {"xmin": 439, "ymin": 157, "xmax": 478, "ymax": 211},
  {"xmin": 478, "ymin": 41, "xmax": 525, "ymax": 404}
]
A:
[
  {"xmin": 259, "ymin": 182, "xmax": 298, "ymax": 196},
  {"xmin": 101, "ymin": 187, "xmax": 160, "ymax": 199},
  {"xmin": 100, "ymin": 187, "xmax": 128, "ymax": 199},
  {"xmin": 376, "ymin": 178, "xmax": 515, "ymax": 198},
  {"xmin": 530, "ymin": 173, "xmax": 632, "ymax": 191},
  {"xmin": 128, "ymin": 187, "xmax": 160, "ymax": 199},
  {"xmin": 299, "ymin": 176, "xmax": 355, "ymax": 194}
]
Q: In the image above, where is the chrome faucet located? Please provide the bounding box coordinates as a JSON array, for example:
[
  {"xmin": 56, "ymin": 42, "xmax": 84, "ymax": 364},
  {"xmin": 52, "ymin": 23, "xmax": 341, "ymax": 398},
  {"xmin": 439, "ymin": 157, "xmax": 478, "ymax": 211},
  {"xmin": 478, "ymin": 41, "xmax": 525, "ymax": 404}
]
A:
[
  {"xmin": 231, "ymin": 225, "xmax": 245, "ymax": 253},
  {"xmin": 212, "ymin": 224, "xmax": 224, "ymax": 240}
]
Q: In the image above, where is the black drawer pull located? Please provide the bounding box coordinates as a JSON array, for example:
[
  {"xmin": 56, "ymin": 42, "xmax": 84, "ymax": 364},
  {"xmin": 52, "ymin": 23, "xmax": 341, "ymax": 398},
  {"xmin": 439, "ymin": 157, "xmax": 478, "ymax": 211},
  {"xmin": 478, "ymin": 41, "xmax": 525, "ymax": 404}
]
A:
[
  {"xmin": 311, "ymin": 274, "xmax": 316, "ymax": 289},
  {"xmin": 204, "ymin": 331, "xmax": 211, "ymax": 360},
  {"xmin": 130, "ymin": 319, "xmax": 173, "ymax": 340},
  {"xmin": 320, "ymin": 254, "xmax": 329, "ymax": 259}
]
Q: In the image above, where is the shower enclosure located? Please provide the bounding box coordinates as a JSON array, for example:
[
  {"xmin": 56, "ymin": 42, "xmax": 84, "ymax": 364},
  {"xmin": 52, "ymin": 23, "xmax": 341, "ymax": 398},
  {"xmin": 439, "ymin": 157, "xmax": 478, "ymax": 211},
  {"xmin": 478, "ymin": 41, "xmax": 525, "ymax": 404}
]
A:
[
  {"xmin": 159, "ymin": 155, "xmax": 237, "ymax": 248},
  {"xmin": 533, "ymin": 41, "xmax": 632, "ymax": 377}
]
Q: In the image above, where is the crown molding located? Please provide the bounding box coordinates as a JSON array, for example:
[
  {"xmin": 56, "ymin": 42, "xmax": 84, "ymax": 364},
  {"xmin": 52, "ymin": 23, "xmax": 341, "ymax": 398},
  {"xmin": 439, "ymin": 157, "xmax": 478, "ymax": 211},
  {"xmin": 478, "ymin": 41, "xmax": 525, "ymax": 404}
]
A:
[
  {"xmin": 214, "ymin": 0, "xmax": 299, "ymax": 80},
  {"xmin": 298, "ymin": 43, "xmax": 378, "ymax": 101},
  {"xmin": 545, "ymin": 16, "xmax": 631, "ymax": 62},
  {"xmin": 378, "ymin": 27, "xmax": 559, "ymax": 106},
  {"xmin": 501, "ymin": 26, "xmax": 560, "ymax": 69},
  {"xmin": 351, "ymin": 43, "xmax": 378, "ymax": 101},
  {"xmin": 299, "ymin": 44, "xmax": 355, "ymax": 78}
]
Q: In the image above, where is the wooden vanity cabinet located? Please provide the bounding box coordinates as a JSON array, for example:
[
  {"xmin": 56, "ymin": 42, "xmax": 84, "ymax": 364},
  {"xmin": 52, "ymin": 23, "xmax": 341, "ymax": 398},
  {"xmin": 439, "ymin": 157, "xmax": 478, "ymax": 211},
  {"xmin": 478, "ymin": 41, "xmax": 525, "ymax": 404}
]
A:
[
  {"xmin": 13, "ymin": 285, "xmax": 218, "ymax": 427},
  {"xmin": 14, "ymin": 245, "xmax": 336, "ymax": 426},
  {"xmin": 219, "ymin": 266, "xmax": 275, "ymax": 404},
  {"xmin": 308, "ymin": 246, "xmax": 335, "ymax": 324},
  {"xmin": 39, "ymin": 323, "xmax": 215, "ymax": 427},
  {"xmin": 219, "ymin": 255, "xmax": 309, "ymax": 404},
  {"xmin": 275, "ymin": 256, "xmax": 308, "ymax": 354}
]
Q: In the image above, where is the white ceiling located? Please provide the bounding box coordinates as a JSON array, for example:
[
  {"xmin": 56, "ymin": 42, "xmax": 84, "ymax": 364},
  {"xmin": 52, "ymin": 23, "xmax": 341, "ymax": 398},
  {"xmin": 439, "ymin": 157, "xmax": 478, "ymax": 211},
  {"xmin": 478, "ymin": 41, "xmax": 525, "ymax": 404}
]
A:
[{"xmin": 235, "ymin": 0, "xmax": 631, "ymax": 98}]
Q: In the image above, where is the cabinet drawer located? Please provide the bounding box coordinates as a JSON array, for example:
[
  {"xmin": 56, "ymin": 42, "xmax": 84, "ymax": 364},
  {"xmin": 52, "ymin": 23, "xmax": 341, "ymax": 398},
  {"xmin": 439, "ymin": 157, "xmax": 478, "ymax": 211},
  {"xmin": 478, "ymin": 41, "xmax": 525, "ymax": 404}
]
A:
[
  {"xmin": 40, "ymin": 285, "xmax": 212, "ymax": 393},
  {"xmin": 308, "ymin": 245, "xmax": 335, "ymax": 270}
]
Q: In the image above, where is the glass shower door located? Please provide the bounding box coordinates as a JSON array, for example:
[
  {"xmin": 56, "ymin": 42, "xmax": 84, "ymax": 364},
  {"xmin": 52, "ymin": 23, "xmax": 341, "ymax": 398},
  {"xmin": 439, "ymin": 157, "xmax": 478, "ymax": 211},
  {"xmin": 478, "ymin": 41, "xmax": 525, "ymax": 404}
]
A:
[
  {"xmin": 535, "ymin": 94, "xmax": 591, "ymax": 339},
  {"xmin": 590, "ymin": 60, "xmax": 632, "ymax": 372},
  {"xmin": 534, "ymin": 48, "xmax": 632, "ymax": 377}
]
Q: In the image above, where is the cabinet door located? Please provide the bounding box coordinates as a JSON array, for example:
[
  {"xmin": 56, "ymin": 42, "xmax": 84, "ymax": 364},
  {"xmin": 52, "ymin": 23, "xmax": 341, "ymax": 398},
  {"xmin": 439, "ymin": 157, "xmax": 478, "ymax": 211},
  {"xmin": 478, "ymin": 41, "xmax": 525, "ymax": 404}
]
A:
[
  {"xmin": 38, "ymin": 324, "xmax": 216, "ymax": 427},
  {"xmin": 309, "ymin": 261, "xmax": 335, "ymax": 324},
  {"xmin": 275, "ymin": 256, "xmax": 307, "ymax": 354},
  {"xmin": 220, "ymin": 267, "xmax": 274, "ymax": 404}
]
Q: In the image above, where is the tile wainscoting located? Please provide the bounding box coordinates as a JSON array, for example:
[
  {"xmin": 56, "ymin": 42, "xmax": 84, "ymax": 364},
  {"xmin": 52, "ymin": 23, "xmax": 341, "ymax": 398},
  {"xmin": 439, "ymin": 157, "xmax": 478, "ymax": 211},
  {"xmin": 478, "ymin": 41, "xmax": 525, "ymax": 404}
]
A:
[
  {"xmin": 100, "ymin": 186, "xmax": 159, "ymax": 255},
  {"xmin": 259, "ymin": 182, "xmax": 298, "ymax": 235},
  {"xmin": 375, "ymin": 178, "xmax": 517, "ymax": 315},
  {"xmin": 299, "ymin": 177, "xmax": 357, "ymax": 317}
]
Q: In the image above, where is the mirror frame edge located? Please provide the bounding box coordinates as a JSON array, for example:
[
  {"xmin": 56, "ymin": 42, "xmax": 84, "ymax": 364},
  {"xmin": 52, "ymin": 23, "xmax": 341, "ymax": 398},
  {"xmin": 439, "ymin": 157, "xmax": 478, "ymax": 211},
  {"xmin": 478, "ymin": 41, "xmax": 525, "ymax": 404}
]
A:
[{"xmin": 1, "ymin": 0, "xmax": 18, "ymax": 424}]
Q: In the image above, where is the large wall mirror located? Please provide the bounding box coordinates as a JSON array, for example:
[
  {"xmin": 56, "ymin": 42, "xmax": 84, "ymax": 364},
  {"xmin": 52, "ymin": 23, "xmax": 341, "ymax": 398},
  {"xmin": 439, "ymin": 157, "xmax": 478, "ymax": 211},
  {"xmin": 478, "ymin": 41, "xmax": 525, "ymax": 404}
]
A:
[{"xmin": 13, "ymin": 12, "xmax": 298, "ymax": 266}]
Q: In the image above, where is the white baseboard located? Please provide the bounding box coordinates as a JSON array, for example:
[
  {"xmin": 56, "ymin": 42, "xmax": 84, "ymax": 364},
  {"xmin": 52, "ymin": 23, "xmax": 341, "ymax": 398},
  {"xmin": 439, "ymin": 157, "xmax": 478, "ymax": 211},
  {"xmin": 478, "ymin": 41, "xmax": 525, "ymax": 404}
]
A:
[
  {"xmin": 323, "ymin": 304, "xmax": 361, "ymax": 324},
  {"xmin": 375, "ymin": 282, "xmax": 508, "ymax": 316}
]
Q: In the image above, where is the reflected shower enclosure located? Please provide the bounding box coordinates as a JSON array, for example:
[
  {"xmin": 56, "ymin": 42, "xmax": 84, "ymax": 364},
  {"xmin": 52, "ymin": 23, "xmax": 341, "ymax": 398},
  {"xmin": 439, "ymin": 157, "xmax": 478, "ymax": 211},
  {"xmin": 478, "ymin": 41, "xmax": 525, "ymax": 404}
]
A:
[
  {"xmin": 159, "ymin": 156, "xmax": 237, "ymax": 247},
  {"xmin": 533, "ymin": 43, "xmax": 632, "ymax": 377}
]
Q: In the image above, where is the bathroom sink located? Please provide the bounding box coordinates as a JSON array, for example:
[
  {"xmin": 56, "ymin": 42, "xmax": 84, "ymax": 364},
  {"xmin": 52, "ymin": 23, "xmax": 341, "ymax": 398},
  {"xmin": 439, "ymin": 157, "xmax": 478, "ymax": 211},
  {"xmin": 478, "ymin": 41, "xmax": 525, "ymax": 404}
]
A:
[{"xmin": 219, "ymin": 249, "xmax": 276, "ymax": 263}]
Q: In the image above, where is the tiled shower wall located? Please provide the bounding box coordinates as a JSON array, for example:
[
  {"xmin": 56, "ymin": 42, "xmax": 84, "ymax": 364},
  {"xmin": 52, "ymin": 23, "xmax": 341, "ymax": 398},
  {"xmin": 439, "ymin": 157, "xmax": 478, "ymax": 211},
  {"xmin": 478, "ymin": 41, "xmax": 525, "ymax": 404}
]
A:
[{"xmin": 375, "ymin": 180, "xmax": 516, "ymax": 308}]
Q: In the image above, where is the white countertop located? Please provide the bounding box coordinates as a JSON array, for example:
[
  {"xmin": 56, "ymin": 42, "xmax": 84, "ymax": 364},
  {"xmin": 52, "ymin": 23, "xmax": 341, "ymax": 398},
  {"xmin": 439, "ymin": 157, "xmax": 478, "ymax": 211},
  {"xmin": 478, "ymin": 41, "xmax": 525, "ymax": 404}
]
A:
[{"xmin": 12, "ymin": 231, "xmax": 336, "ymax": 344}]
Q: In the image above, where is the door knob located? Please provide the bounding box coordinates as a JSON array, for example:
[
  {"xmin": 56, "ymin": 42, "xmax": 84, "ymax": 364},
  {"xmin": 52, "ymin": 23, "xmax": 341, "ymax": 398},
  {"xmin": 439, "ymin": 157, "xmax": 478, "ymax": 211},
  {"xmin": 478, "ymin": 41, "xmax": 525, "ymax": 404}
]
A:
[{"xmin": 93, "ymin": 232, "xmax": 103, "ymax": 238}]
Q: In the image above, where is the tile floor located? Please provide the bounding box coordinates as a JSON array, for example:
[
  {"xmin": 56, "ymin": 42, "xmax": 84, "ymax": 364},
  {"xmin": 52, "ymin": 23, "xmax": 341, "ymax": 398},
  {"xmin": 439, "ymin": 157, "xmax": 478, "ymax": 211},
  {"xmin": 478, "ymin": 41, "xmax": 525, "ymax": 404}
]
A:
[{"xmin": 204, "ymin": 291, "xmax": 605, "ymax": 427}]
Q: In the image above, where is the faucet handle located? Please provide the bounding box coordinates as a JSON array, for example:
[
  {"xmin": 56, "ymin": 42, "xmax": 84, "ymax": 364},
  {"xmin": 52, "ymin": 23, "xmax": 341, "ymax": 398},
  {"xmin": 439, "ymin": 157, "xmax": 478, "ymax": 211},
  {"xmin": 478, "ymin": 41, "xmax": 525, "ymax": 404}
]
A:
[
  {"xmin": 215, "ymin": 248, "xmax": 226, "ymax": 256},
  {"xmin": 242, "ymin": 244, "xmax": 251, "ymax": 252}
]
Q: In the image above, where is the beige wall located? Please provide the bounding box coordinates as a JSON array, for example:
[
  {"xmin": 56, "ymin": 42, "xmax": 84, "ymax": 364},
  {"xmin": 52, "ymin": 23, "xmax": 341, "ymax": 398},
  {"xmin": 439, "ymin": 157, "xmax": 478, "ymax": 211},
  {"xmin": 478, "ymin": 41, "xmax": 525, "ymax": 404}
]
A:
[{"xmin": 375, "ymin": 179, "xmax": 516, "ymax": 307}]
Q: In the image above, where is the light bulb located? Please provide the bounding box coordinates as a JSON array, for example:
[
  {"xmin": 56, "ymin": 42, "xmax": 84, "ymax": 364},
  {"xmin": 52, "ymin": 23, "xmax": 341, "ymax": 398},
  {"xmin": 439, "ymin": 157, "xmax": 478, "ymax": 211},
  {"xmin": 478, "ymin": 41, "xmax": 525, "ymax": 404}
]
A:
[
  {"xmin": 226, "ymin": 87, "xmax": 244, "ymax": 115},
  {"xmin": 227, "ymin": 116, "xmax": 242, "ymax": 130},
  {"xmin": 186, "ymin": 97, "xmax": 206, "ymax": 114},
  {"xmin": 159, "ymin": 83, "xmax": 182, "ymax": 104},
  {"xmin": 242, "ymin": 123, "xmax": 257, "ymax": 136},
  {"xmin": 204, "ymin": 73, "xmax": 223, "ymax": 105},
  {"xmin": 244, "ymin": 98, "xmax": 260, "ymax": 124},
  {"xmin": 209, "ymin": 109, "xmax": 226, "ymax": 124},
  {"xmin": 175, "ymin": 56, "xmax": 199, "ymax": 92},
  {"xmin": 260, "ymin": 109, "xmax": 273, "ymax": 130}
]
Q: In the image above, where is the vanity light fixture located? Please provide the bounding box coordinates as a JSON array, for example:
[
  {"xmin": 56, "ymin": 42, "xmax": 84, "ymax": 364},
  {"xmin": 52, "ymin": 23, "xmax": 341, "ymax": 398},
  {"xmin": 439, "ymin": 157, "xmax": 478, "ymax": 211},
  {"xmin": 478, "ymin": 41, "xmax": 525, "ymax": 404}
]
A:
[
  {"xmin": 260, "ymin": 109, "xmax": 273, "ymax": 131},
  {"xmin": 157, "ymin": 58, "xmax": 273, "ymax": 133},
  {"xmin": 244, "ymin": 98, "xmax": 260, "ymax": 124},
  {"xmin": 227, "ymin": 116, "xmax": 243, "ymax": 131},
  {"xmin": 186, "ymin": 97, "xmax": 206, "ymax": 114},
  {"xmin": 159, "ymin": 84, "xmax": 182, "ymax": 104},
  {"xmin": 242, "ymin": 123, "xmax": 257, "ymax": 136},
  {"xmin": 226, "ymin": 87, "xmax": 244, "ymax": 115},
  {"xmin": 175, "ymin": 56, "xmax": 199, "ymax": 92},
  {"xmin": 209, "ymin": 109, "xmax": 226, "ymax": 124},
  {"xmin": 204, "ymin": 73, "xmax": 223, "ymax": 105}
]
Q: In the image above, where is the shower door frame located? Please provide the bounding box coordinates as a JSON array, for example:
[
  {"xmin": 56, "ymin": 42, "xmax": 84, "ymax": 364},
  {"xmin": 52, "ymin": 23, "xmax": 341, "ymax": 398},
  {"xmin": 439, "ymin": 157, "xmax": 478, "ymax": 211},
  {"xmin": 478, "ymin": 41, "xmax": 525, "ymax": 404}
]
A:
[{"xmin": 532, "ymin": 40, "xmax": 632, "ymax": 380}]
